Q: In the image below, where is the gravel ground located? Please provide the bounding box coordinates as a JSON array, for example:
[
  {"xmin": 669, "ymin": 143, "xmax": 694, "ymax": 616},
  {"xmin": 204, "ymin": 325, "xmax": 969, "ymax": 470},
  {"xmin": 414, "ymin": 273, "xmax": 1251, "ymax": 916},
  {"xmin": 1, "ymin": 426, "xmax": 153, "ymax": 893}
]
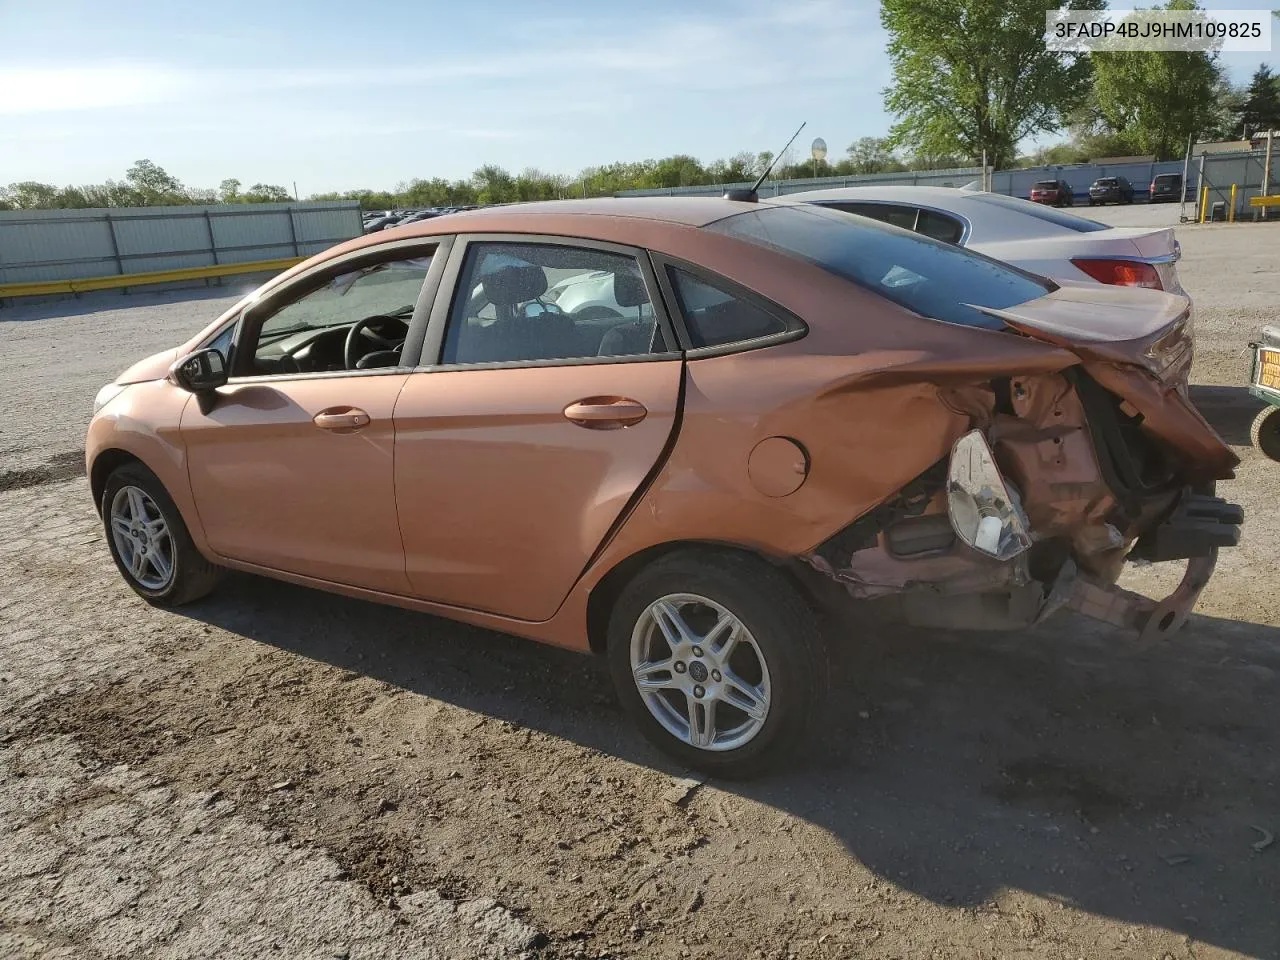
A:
[{"xmin": 1, "ymin": 217, "xmax": 1278, "ymax": 959}]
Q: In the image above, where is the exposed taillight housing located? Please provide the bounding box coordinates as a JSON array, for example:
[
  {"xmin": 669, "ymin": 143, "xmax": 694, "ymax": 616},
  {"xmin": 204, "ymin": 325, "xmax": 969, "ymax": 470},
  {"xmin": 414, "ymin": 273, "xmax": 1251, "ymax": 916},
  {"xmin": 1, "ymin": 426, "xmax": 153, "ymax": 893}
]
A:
[{"xmin": 1070, "ymin": 258, "xmax": 1163, "ymax": 289}]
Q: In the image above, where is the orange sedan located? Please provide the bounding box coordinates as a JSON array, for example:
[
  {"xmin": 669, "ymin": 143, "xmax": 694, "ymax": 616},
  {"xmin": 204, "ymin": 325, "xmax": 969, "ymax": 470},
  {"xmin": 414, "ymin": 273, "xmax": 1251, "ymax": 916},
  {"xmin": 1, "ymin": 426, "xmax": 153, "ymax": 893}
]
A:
[{"xmin": 87, "ymin": 198, "xmax": 1242, "ymax": 775}]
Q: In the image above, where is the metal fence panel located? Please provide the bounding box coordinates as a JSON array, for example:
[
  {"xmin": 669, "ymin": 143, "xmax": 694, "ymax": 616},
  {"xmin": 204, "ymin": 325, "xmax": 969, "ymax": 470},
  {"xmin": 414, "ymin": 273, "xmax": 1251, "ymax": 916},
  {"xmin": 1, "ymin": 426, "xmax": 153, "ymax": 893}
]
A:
[
  {"xmin": 0, "ymin": 202, "xmax": 361, "ymax": 285},
  {"xmin": 1196, "ymin": 150, "xmax": 1280, "ymax": 218}
]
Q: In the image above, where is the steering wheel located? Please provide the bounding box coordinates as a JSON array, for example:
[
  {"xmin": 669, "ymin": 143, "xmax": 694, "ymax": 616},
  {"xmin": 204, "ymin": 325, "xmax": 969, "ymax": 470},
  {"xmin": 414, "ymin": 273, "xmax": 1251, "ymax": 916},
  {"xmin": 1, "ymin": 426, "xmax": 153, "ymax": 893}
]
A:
[{"xmin": 344, "ymin": 315, "xmax": 408, "ymax": 370}]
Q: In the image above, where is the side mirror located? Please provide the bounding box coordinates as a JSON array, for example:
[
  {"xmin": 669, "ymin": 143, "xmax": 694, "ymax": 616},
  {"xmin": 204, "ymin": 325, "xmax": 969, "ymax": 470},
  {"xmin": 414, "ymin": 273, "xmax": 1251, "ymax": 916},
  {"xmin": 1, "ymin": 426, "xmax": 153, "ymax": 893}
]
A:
[
  {"xmin": 947, "ymin": 430, "xmax": 1032, "ymax": 561},
  {"xmin": 170, "ymin": 348, "xmax": 228, "ymax": 393}
]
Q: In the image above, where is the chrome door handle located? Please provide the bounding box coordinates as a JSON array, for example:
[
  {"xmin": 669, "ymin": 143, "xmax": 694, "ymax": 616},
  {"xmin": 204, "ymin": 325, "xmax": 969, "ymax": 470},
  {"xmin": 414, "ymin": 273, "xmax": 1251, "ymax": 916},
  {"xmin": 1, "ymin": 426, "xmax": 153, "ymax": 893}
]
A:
[
  {"xmin": 563, "ymin": 397, "xmax": 648, "ymax": 429},
  {"xmin": 313, "ymin": 408, "xmax": 371, "ymax": 430}
]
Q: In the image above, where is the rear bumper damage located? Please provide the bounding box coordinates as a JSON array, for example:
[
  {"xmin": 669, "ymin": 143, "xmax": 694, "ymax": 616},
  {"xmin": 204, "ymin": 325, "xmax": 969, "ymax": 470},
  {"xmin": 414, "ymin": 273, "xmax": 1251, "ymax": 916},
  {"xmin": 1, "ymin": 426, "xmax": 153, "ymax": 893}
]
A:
[{"xmin": 802, "ymin": 368, "xmax": 1242, "ymax": 640}]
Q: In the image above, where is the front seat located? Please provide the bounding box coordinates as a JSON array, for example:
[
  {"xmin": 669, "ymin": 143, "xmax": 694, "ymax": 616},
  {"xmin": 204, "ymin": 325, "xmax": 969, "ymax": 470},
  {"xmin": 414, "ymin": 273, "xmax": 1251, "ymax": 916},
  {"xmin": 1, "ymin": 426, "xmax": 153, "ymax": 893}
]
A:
[
  {"xmin": 598, "ymin": 272, "xmax": 659, "ymax": 357},
  {"xmin": 477, "ymin": 264, "xmax": 584, "ymax": 362}
]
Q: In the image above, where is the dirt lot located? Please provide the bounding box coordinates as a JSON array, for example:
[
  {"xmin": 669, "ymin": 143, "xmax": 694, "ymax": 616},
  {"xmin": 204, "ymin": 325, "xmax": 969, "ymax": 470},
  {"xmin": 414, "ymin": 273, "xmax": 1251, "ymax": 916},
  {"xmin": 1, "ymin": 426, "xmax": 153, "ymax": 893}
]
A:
[{"xmin": 1, "ymin": 214, "xmax": 1278, "ymax": 959}]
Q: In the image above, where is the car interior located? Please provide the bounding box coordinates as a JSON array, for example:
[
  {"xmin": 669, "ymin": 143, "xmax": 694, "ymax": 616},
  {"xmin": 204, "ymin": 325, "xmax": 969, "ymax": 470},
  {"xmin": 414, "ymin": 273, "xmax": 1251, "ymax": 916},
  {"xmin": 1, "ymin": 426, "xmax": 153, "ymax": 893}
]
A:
[
  {"xmin": 244, "ymin": 258, "xmax": 433, "ymax": 376},
  {"xmin": 443, "ymin": 245, "xmax": 665, "ymax": 364}
]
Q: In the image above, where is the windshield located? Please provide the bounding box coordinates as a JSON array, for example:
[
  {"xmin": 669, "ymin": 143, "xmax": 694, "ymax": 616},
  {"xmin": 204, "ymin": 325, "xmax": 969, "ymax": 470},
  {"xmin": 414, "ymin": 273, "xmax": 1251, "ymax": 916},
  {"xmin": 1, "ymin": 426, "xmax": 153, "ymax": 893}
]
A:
[
  {"xmin": 1095, "ymin": 178, "xmax": 1118, "ymax": 186},
  {"xmin": 708, "ymin": 204, "xmax": 1051, "ymax": 331},
  {"xmin": 1033, "ymin": 181, "xmax": 1059, "ymax": 189}
]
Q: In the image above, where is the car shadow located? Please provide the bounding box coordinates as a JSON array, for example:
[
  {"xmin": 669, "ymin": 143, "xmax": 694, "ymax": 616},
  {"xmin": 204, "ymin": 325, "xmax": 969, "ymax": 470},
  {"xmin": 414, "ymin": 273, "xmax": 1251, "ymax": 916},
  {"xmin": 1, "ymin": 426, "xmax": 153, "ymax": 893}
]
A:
[
  {"xmin": 1190, "ymin": 384, "xmax": 1266, "ymax": 446},
  {"xmin": 179, "ymin": 572, "xmax": 1280, "ymax": 958}
]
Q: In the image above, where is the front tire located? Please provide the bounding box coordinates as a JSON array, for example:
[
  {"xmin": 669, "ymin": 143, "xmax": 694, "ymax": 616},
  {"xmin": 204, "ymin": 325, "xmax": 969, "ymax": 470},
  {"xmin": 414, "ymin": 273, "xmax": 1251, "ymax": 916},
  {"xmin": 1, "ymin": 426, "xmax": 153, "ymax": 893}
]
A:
[
  {"xmin": 606, "ymin": 551, "xmax": 826, "ymax": 778},
  {"xmin": 102, "ymin": 462, "xmax": 220, "ymax": 606},
  {"xmin": 1251, "ymin": 406, "xmax": 1280, "ymax": 462}
]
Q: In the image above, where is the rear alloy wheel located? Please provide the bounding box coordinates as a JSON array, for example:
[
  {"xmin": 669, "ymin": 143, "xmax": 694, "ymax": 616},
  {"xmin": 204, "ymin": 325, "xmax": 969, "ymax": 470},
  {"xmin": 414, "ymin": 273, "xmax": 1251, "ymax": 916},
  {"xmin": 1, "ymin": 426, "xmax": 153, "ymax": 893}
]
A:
[
  {"xmin": 606, "ymin": 551, "xmax": 826, "ymax": 777},
  {"xmin": 1250, "ymin": 406, "xmax": 1280, "ymax": 462},
  {"xmin": 102, "ymin": 462, "xmax": 220, "ymax": 606}
]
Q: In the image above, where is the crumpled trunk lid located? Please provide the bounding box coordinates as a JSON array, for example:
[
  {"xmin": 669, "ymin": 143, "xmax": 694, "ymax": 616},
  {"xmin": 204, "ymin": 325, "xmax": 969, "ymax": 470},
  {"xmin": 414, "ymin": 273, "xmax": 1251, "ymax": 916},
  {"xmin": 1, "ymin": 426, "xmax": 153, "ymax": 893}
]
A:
[{"xmin": 971, "ymin": 285, "xmax": 1237, "ymax": 482}]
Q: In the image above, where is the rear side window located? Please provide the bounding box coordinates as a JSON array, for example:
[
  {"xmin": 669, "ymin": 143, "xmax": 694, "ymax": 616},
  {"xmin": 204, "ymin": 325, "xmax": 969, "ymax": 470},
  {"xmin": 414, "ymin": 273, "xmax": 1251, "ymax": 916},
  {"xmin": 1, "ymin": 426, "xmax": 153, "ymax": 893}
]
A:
[
  {"xmin": 707, "ymin": 204, "xmax": 1050, "ymax": 331},
  {"xmin": 666, "ymin": 267, "xmax": 790, "ymax": 348},
  {"xmin": 827, "ymin": 201, "xmax": 917, "ymax": 231},
  {"xmin": 967, "ymin": 193, "xmax": 1109, "ymax": 232},
  {"xmin": 820, "ymin": 202, "xmax": 965, "ymax": 246},
  {"xmin": 916, "ymin": 209, "xmax": 964, "ymax": 244}
]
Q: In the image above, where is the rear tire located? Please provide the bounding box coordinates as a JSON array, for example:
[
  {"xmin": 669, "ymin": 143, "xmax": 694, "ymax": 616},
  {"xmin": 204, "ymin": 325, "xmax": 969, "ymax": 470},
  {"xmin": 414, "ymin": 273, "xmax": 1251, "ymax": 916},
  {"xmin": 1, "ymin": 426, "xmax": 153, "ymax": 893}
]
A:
[
  {"xmin": 605, "ymin": 551, "xmax": 827, "ymax": 778},
  {"xmin": 1250, "ymin": 406, "xmax": 1280, "ymax": 462},
  {"xmin": 102, "ymin": 462, "xmax": 220, "ymax": 606}
]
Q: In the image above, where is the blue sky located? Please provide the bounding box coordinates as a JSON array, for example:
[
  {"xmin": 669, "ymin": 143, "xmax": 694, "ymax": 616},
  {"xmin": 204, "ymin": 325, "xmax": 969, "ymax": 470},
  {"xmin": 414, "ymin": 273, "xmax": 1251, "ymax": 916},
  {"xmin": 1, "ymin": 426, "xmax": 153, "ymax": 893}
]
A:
[{"xmin": 1, "ymin": 0, "xmax": 1277, "ymax": 194}]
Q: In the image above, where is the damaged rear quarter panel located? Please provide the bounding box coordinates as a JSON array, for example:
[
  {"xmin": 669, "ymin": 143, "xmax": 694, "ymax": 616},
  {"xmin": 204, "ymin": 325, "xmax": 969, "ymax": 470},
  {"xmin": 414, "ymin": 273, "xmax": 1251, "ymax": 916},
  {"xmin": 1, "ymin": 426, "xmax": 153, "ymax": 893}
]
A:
[{"xmin": 582, "ymin": 307, "xmax": 1079, "ymax": 584}]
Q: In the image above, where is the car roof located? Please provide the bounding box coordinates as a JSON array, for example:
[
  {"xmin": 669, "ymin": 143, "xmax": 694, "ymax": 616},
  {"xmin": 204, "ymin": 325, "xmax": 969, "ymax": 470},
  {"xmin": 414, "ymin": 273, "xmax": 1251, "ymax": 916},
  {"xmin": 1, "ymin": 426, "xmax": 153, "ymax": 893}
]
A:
[
  {"xmin": 788, "ymin": 185, "xmax": 984, "ymax": 204},
  {"xmin": 415, "ymin": 196, "xmax": 760, "ymax": 229},
  {"xmin": 312, "ymin": 196, "xmax": 787, "ymax": 276}
]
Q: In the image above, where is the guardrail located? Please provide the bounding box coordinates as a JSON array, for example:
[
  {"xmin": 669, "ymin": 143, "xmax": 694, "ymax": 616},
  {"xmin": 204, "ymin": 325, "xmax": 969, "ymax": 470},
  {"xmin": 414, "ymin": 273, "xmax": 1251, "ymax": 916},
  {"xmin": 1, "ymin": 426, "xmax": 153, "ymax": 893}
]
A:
[{"xmin": 0, "ymin": 256, "xmax": 304, "ymax": 301}]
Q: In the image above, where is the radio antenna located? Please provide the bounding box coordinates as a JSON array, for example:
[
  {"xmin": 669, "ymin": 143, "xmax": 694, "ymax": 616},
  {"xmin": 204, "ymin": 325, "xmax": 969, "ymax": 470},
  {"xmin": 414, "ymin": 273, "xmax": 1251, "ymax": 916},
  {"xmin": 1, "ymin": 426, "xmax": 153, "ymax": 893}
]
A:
[{"xmin": 724, "ymin": 121, "xmax": 806, "ymax": 202}]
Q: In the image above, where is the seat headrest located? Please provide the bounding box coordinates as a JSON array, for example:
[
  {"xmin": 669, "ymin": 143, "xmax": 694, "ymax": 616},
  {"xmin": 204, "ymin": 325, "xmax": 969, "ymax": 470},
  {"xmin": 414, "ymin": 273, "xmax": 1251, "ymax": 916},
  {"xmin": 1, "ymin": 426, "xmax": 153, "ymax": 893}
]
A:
[
  {"xmin": 613, "ymin": 271, "xmax": 648, "ymax": 308},
  {"xmin": 482, "ymin": 264, "xmax": 547, "ymax": 307}
]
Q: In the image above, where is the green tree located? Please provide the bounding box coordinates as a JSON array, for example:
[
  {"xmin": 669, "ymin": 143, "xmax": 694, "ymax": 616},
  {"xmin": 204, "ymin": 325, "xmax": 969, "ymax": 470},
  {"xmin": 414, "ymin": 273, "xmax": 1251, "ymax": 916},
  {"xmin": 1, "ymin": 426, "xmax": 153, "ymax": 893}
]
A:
[
  {"xmin": 218, "ymin": 178, "xmax": 242, "ymax": 203},
  {"xmin": 845, "ymin": 137, "xmax": 904, "ymax": 174},
  {"xmin": 649, "ymin": 154, "xmax": 706, "ymax": 188},
  {"xmin": 881, "ymin": 0, "xmax": 1101, "ymax": 169},
  {"xmin": 125, "ymin": 159, "xmax": 186, "ymax": 205},
  {"xmin": 1, "ymin": 181, "xmax": 61, "ymax": 208},
  {"xmin": 1088, "ymin": 2, "xmax": 1224, "ymax": 158},
  {"xmin": 1237, "ymin": 63, "xmax": 1280, "ymax": 137},
  {"xmin": 471, "ymin": 165, "xmax": 517, "ymax": 205},
  {"xmin": 242, "ymin": 183, "xmax": 292, "ymax": 203}
]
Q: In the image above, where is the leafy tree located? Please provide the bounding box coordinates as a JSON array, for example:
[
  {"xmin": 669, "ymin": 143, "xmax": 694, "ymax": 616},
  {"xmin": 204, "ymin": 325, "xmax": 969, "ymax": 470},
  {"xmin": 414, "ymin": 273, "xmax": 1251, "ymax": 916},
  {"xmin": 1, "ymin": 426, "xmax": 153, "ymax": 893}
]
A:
[
  {"xmin": 650, "ymin": 154, "xmax": 706, "ymax": 188},
  {"xmin": 1237, "ymin": 63, "xmax": 1280, "ymax": 137},
  {"xmin": 1203, "ymin": 75, "xmax": 1246, "ymax": 141},
  {"xmin": 218, "ymin": 178, "xmax": 242, "ymax": 203},
  {"xmin": 1088, "ymin": 2, "xmax": 1224, "ymax": 158},
  {"xmin": 845, "ymin": 137, "xmax": 905, "ymax": 174},
  {"xmin": 1, "ymin": 181, "xmax": 61, "ymax": 208},
  {"xmin": 471, "ymin": 165, "xmax": 517, "ymax": 205},
  {"xmin": 125, "ymin": 159, "xmax": 185, "ymax": 205},
  {"xmin": 243, "ymin": 183, "xmax": 292, "ymax": 203},
  {"xmin": 881, "ymin": 0, "xmax": 1102, "ymax": 169}
]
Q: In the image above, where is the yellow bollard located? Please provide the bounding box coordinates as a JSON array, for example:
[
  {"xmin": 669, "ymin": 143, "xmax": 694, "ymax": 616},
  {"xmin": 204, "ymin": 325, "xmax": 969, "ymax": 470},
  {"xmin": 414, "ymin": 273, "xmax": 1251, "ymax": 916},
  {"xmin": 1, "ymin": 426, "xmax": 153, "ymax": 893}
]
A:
[
  {"xmin": 1230, "ymin": 183, "xmax": 1238, "ymax": 222},
  {"xmin": 1200, "ymin": 185, "xmax": 1209, "ymax": 223}
]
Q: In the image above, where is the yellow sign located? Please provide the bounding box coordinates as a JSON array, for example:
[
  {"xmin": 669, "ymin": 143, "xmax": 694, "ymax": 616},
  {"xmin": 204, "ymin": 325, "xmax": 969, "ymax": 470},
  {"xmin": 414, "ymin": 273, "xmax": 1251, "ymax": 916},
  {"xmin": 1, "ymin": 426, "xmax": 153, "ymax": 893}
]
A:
[{"xmin": 1258, "ymin": 348, "xmax": 1280, "ymax": 392}]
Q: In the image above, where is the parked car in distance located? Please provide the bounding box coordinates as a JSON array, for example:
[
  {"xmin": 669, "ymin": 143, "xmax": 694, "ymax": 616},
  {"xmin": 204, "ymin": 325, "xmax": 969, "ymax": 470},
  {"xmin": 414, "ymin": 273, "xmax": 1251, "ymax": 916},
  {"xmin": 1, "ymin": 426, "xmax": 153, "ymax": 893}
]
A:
[
  {"xmin": 361, "ymin": 215, "xmax": 396, "ymax": 234},
  {"xmin": 87, "ymin": 197, "xmax": 1241, "ymax": 776},
  {"xmin": 1089, "ymin": 176, "xmax": 1134, "ymax": 205},
  {"xmin": 1150, "ymin": 173, "xmax": 1184, "ymax": 203},
  {"xmin": 1029, "ymin": 179, "xmax": 1074, "ymax": 206},
  {"xmin": 789, "ymin": 186, "xmax": 1186, "ymax": 294}
]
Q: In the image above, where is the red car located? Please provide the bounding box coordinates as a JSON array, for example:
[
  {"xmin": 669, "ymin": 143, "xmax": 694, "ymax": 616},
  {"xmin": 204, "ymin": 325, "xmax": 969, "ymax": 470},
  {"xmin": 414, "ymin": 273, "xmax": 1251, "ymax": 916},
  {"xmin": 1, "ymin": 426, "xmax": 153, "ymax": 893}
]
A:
[{"xmin": 1029, "ymin": 179, "xmax": 1074, "ymax": 207}]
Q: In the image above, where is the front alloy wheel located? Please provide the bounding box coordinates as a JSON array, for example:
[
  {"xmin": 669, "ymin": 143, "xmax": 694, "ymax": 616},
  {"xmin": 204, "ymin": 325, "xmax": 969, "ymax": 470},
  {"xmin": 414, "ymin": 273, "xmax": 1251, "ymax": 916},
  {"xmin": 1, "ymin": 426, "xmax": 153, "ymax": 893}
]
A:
[
  {"xmin": 101, "ymin": 461, "xmax": 220, "ymax": 606},
  {"xmin": 109, "ymin": 485, "xmax": 174, "ymax": 591}
]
